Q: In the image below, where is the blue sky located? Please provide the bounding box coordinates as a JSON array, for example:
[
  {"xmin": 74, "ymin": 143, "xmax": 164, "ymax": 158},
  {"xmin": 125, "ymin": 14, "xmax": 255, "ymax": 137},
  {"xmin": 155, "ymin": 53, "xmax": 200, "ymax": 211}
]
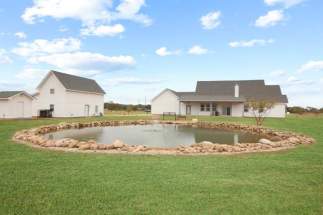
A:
[{"xmin": 0, "ymin": 0, "xmax": 322, "ymax": 106}]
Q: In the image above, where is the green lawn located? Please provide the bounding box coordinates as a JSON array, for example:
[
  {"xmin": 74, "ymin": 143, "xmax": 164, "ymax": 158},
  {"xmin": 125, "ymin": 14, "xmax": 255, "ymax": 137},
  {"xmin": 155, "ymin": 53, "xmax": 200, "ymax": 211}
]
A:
[{"xmin": 0, "ymin": 115, "xmax": 323, "ymax": 215}]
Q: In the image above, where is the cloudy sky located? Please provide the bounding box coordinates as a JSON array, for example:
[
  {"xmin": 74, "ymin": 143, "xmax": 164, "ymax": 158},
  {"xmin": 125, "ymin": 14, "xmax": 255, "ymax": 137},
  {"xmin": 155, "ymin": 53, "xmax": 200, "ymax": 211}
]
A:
[{"xmin": 0, "ymin": 0, "xmax": 322, "ymax": 107}]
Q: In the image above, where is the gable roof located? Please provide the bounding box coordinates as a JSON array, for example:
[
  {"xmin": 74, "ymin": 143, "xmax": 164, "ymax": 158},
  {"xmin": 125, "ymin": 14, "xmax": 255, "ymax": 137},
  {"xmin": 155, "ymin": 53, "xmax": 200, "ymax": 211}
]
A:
[
  {"xmin": 0, "ymin": 91, "xmax": 33, "ymax": 100},
  {"xmin": 196, "ymin": 80, "xmax": 265, "ymax": 95},
  {"xmin": 37, "ymin": 70, "xmax": 105, "ymax": 94},
  {"xmin": 195, "ymin": 80, "xmax": 287, "ymax": 103},
  {"xmin": 52, "ymin": 71, "xmax": 105, "ymax": 94},
  {"xmin": 0, "ymin": 91, "xmax": 23, "ymax": 99},
  {"xmin": 160, "ymin": 80, "xmax": 288, "ymax": 103}
]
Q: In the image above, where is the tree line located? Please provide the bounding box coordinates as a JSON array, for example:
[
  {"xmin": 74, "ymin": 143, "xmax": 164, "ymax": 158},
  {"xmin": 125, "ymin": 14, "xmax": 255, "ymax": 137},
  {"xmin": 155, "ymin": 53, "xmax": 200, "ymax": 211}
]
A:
[
  {"xmin": 287, "ymin": 106, "xmax": 323, "ymax": 114},
  {"xmin": 104, "ymin": 102, "xmax": 151, "ymax": 112}
]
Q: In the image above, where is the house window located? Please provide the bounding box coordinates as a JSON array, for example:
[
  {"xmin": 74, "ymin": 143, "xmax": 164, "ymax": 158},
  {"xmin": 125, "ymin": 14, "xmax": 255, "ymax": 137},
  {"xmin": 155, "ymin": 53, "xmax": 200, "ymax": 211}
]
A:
[
  {"xmin": 244, "ymin": 104, "xmax": 249, "ymax": 112},
  {"xmin": 50, "ymin": 88, "xmax": 55, "ymax": 94},
  {"xmin": 212, "ymin": 103, "xmax": 217, "ymax": 112},
  {"xmin": 205, "ymin": 104, "xmax": 210, "ymax": 111},
  {"xmin": 200, "ymin": 104, "xmax": 205, "ymax": 111},
  {"xmin": 95, "ymin": 105, "xmax": 99, "ymax": 114},
  {"xmin": 50, "ymin": 104, "xmax": 54, "ymax": 111}
]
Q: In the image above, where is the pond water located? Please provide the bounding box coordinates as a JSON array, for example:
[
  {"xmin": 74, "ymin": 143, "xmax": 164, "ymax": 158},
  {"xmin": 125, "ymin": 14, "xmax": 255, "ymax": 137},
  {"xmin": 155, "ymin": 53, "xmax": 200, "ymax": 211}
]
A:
[{"xmin": 45, "ymin": 124, "xmax": 264, "ymax": 148}]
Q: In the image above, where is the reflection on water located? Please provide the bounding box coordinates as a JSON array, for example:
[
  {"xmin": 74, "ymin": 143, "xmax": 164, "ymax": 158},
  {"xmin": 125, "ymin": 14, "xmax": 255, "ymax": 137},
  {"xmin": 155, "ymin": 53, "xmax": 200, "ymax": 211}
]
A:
[{"xmin": 45, "ymin": 124, "xmax": 262, "ymax": 148}]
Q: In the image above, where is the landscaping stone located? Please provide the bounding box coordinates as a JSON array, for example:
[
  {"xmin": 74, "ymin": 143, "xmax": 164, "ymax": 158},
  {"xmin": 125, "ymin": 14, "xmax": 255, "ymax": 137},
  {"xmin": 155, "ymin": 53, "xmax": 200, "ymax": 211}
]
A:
[
  {"xmin": 258, "ymin": 138, "xmax": 272, "ymax": 144},
  {"xmin": 12, "ymin": 120, "xmax": 315, "ymax": 155},
  {"xmin": 111, "ymin": 139, "xmax": 126, "ymax": 149},
  {"xmin": 192, "ymin": 118, "xmax": 198, "ymax": 123},
  {"xmin": 79, "ymin": 144, "xmax": 91, "ymax": 150}
]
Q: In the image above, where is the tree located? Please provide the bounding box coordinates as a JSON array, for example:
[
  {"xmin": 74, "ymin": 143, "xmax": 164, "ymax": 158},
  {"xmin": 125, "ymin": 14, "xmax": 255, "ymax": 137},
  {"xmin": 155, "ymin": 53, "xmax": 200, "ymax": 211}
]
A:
[{"xmin": 247, "ymin": 100, "xmax": 275, "ymax": 127}]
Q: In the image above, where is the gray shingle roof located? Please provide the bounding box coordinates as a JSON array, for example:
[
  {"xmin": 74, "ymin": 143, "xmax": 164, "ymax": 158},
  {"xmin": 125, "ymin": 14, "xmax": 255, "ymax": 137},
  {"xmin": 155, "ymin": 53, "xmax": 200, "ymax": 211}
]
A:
[
  {"xmin": 0, "ymin": 91, "xmax": 23, "ymax": 99},
  {"xmin": 170, "ymin": 80, "xmax": 288, "ymax": 103},
  {"xmin": 52, "ymin": 71, "xmax": 105, "ymax": 94}
]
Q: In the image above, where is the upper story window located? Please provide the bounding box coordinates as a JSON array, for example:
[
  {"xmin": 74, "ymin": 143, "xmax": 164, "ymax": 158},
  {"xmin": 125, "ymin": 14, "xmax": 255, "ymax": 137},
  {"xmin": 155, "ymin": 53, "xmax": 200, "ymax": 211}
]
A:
[
  {"xmin": 205, "ymin": 104, "xmax": 210, "ymax": 111},
  {"xmin": 50, "ymin": 88, "xmax": 55, "ymax": 94}
]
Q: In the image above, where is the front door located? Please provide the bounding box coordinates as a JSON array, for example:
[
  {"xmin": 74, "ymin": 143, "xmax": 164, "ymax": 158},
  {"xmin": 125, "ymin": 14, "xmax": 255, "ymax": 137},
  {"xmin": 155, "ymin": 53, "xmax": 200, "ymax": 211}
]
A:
[
  {"xmin": 16, "ymin": 101, "xmax": 24, "ymax": 118},
  {"xmin": 186, "ymin": 105, "xmax": 191, "ymax": 115},
  {"xmin": 212, "ymin": 103, "xmax": 217, "ymax": 115},
  {"xmin": 84, "ymin": 105, "xmax": 90, "ymax": 117},
  {"xmin": 226, "ymin": 106, "xmax": 231, "ymax": 116}
]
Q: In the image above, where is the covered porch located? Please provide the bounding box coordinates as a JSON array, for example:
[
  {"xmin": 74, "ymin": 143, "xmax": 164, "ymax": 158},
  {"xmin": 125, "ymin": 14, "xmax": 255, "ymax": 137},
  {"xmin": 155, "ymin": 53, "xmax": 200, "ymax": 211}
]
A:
[{"xmin": 179, "ymin": 101, "xmax": 245, "ymax": 117}]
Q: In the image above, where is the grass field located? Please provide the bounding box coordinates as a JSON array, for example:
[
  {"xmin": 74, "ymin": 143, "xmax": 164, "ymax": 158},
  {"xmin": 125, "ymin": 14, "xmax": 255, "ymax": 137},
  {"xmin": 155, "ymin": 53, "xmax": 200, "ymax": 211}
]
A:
[{"xmin": 0, "ymin": 114, "xmax": 323, "ymax": 214}]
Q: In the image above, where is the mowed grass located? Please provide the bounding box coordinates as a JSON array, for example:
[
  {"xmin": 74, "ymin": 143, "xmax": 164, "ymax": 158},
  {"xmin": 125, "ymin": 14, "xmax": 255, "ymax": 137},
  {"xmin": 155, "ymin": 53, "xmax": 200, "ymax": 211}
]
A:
[{"xmin": 0, "ymin": 115, "xmax": 323, "ymax": 215}]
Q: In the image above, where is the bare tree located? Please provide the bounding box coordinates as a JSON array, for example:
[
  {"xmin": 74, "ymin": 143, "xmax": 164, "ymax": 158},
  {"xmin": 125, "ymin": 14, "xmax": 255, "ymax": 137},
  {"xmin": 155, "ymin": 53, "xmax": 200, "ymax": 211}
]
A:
[{"xmin": 247, "ymin": 100, "xmax": 275, "ymax": 127}]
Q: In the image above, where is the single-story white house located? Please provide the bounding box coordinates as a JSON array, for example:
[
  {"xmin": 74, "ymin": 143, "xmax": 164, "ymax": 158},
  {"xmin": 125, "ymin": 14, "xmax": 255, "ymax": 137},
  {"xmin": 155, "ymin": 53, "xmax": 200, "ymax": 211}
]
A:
[
  {"xmin": 0, "ymin": 91, "xmax": 33, "ymax": 119},
  {"xmin": 0, "ymin": 70, "xmax": 105, "ymax": 119},
  {"xmin": 151, "ymin": 80, "xmax": 288, "ymax": 118}
]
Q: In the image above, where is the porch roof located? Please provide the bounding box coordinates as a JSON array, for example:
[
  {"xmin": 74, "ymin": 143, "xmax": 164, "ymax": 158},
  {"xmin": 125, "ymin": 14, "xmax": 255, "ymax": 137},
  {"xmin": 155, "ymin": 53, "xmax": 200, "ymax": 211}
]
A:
[{"xmin": 178, "ymin": 94, "xmax": 246, "ymax": 102}]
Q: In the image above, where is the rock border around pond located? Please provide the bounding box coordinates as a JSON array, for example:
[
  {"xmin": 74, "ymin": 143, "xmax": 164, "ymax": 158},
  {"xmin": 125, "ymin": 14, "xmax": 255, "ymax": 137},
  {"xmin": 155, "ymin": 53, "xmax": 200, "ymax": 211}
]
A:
[{"xmin": 12, "ymin": 120, "xmax": 315, "ymax": 155}]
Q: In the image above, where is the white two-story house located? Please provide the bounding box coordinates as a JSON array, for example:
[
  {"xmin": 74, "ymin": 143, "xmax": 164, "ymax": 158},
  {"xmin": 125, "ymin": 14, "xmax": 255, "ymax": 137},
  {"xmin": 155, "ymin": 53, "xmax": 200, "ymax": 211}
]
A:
[{"xmin": 33, "ymin": 70, "xmax": 105, "ymax": 117}]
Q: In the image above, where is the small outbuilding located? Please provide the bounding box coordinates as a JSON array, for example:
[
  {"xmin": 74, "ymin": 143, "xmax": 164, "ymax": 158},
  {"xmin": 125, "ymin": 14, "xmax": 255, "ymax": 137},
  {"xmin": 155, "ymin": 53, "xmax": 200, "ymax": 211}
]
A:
[{"xmin": 0, "ymin": 91, "xmax": 33, "ymax": 119}]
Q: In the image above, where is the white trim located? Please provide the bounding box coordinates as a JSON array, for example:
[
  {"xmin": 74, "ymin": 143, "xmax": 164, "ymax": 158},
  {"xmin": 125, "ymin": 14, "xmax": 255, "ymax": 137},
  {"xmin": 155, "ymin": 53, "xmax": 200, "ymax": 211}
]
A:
[
  {"xmin": 36, "ymin": 71, "xmax": 54, "ymax": 90},
  {"xmin": 151, "ymin": 88, "xmax": 178, "ymax": 102},
  {"xmin": 66, "ymin": 89, "xmax": 105, "ymax": 95}
]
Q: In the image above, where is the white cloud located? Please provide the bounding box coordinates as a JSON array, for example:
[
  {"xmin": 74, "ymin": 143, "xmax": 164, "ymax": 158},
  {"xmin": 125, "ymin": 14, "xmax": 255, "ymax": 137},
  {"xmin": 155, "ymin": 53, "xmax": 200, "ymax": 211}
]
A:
[
  {"xmin": 21, "ymin": 0, "xmax": 151, "ymax": 36},
  {"xmin": 22, "ymin": 0, "xmax": 112, "ymax": 25},
  {"xmin": 229, "ymin": 39, "xmax": 274, "ymax": 48},
  {"xmin": 115, "ymin": 0, "xmax": 152, "ymax": 26},
  {"xmin": 255, "ymin": 10, "xmax": 284, "ymax": 28},
  {"xmin": 264, "ymin": 0, "xmax": 305, "ymax": 8},
  {"xmin": 29, "ymin": 51, "xmax": 136, "ymax": 72},
  {"xmin": 15, "ymin": 67, "xmax": 46, "ymax": 80},
  {"xmin": 155, "ymin": 47, "xmax": 181, "ymax": 57},
  {"xmin": 15, "ymin": 32, "xmax": 27, "ymax": 39},
  {"xmin": 0, "ymin": 80, "xmax": 25, "ymax": 91},
  {"xmin": 0, "ymin": 49, "xmax": 12, "ymax": 64},
  {"xmin": 188, "ymin": 45, "xmax": 208, "ymax": 55},
  {"xmin": 200, "ymin": 11, "xmax": 221, "ymax": 30},
  {"xmin": 286, "ymin": 76, "xmax": 315, "ymax": 85},
  {"xmin": 298, "ymin": 60, "xmax": 323, "ymax": 73},
  {"xmin": 12, "ymin": 37, "xmax": 81, "ymax": 57},
  {"xmin": 81, "ymin": 24, "xmax": 125, "ymax": 37}
]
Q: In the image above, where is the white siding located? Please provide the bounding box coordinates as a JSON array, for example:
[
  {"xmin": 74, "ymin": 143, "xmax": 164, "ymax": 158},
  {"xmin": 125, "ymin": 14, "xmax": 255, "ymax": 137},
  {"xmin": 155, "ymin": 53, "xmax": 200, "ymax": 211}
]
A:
[
  {"xmin": 32, "ymin": 73, "xmax": 67, "ymax": 117},
  {"xmin": 231, "ymin": 103, "xmax": 244, "ymax": 117},
  {"xmin": 243, "ymin": 103, "xmax": 286, "ymax": 118},
  {"xmin": 65, "ymin": 91, "xmax": 104, "ymax": 117},
  {"xmin": 151, "ymin": 90, "xmax": 180, "ymax": 114},
  {"xmin": 33, "ymin": 73, "xmax": 105, "ymax": 117},
  {"xmin": 0, "ymin": 94, "xmax": 32, "ymax": 119}
]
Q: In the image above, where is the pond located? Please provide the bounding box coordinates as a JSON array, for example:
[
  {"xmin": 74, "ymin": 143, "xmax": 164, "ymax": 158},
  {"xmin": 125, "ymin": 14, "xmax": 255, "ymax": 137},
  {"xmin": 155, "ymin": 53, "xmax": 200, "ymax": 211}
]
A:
[{"xmin": 45, "ymin": 124, "xmax": 264, "ymax": 148}]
